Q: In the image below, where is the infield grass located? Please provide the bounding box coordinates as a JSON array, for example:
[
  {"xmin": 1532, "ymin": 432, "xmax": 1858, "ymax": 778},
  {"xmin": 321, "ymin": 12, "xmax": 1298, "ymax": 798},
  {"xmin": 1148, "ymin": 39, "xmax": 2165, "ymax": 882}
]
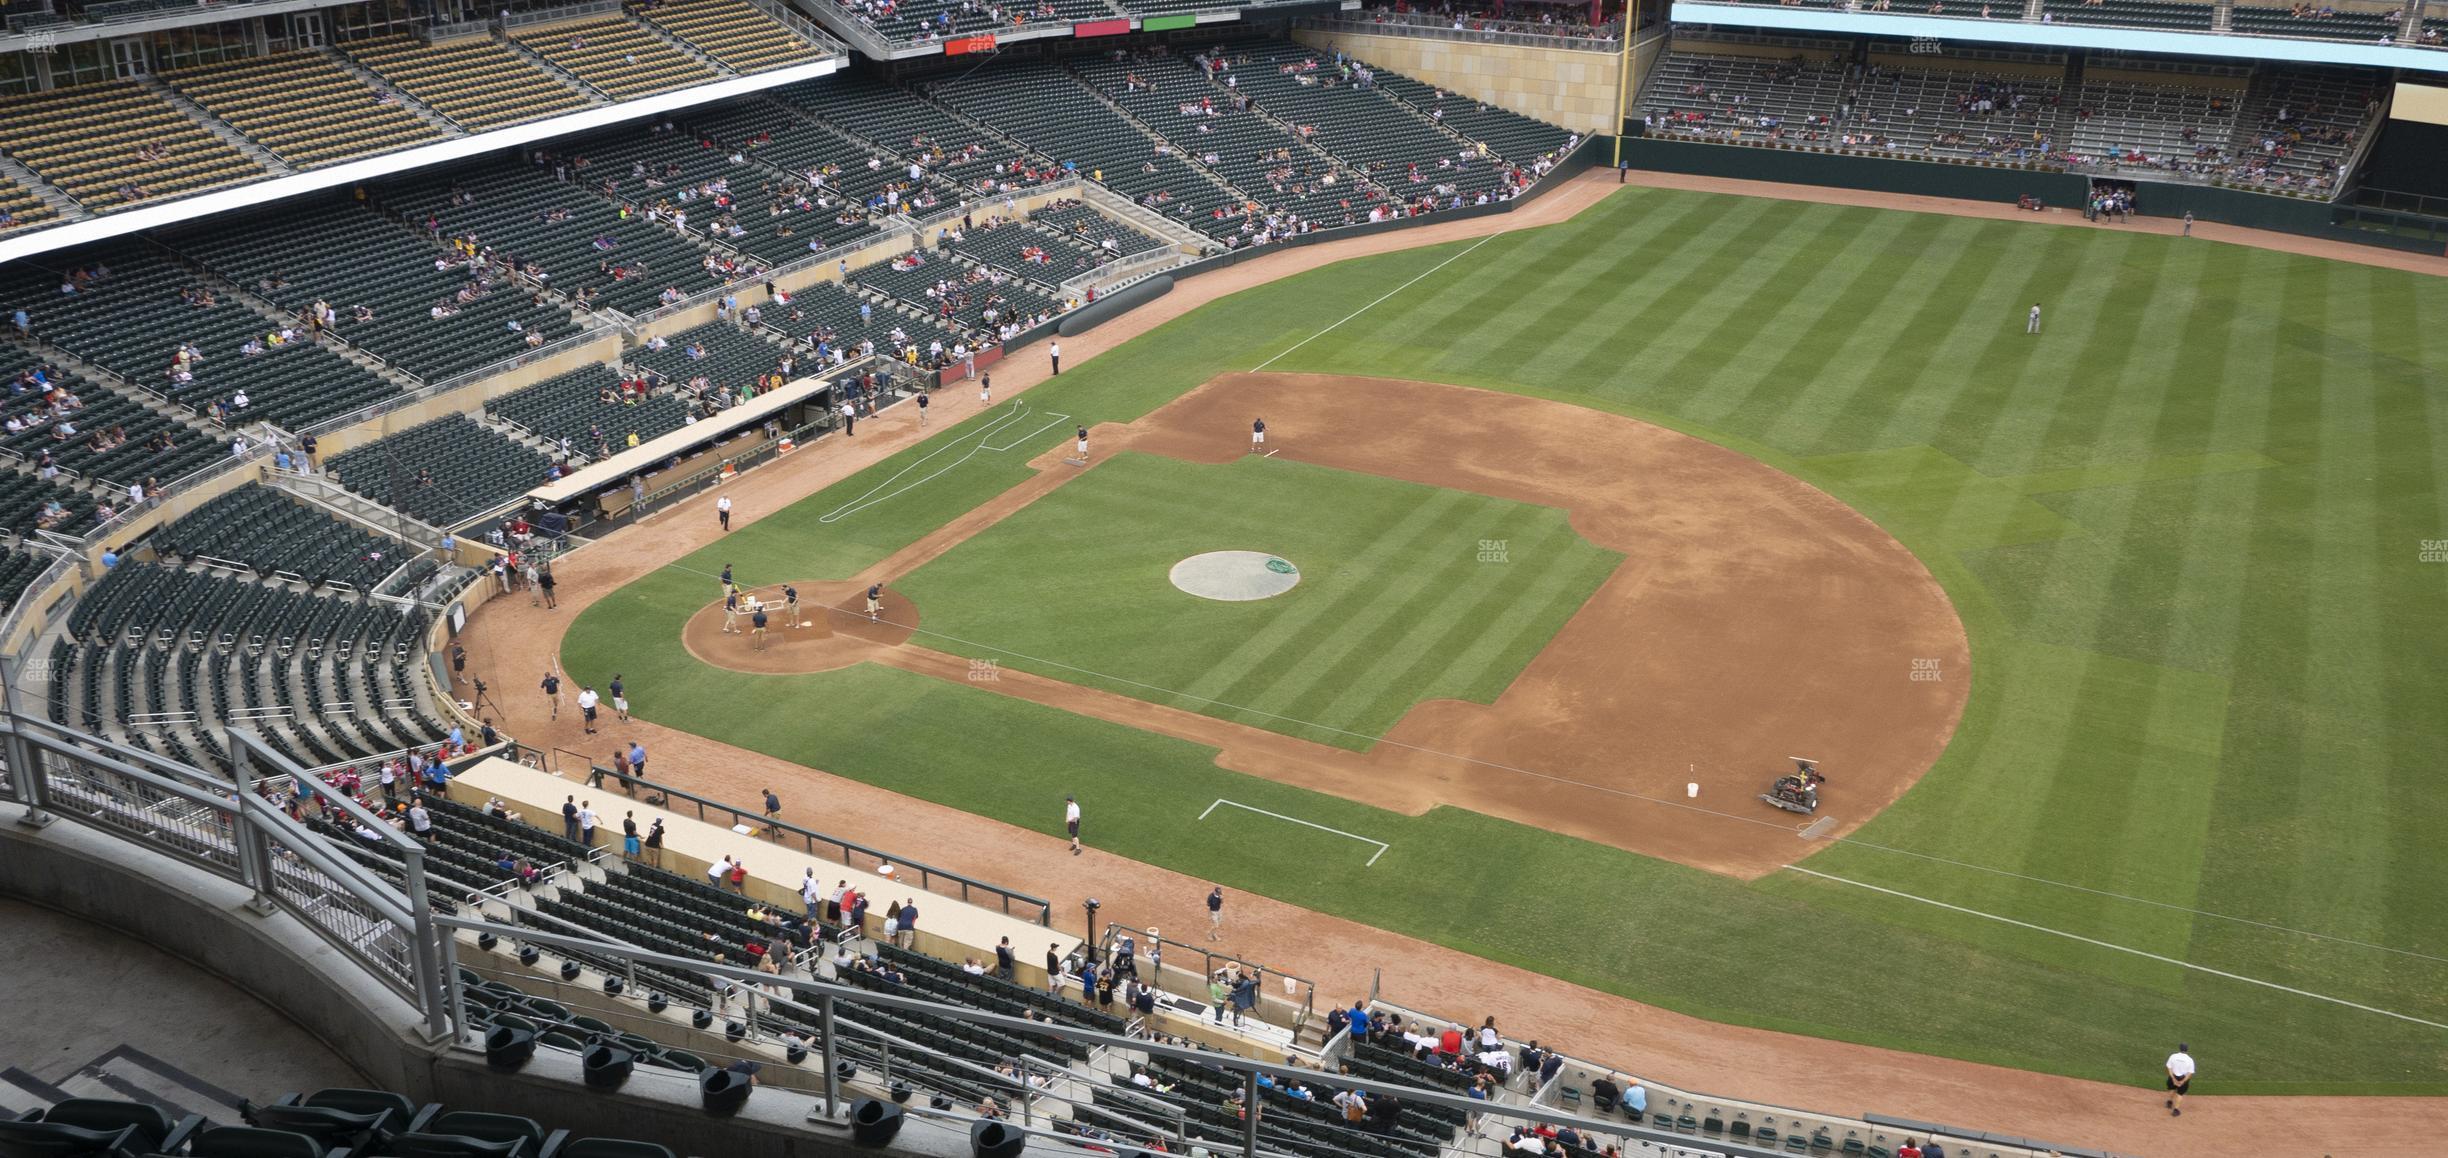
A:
[
  {"xmin": 568, "ymin": 186, "xmax": 2448, "ymax": 1092},
  {"xmin": 894, "ymin": 453, "xmax": 1620, "ymax": 748}
]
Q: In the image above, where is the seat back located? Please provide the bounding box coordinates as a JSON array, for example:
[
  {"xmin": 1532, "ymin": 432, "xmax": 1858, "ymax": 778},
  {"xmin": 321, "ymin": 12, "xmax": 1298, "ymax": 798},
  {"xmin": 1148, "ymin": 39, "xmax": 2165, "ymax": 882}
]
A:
[
  {"xmin": 560, "ymin": 1140, "xmax": 677, "ymax": 1158},
  {"xmin": 34, "ymin": 1102, "xmax": 171, "ymax": 1149},
  {"xmin": 390, "ymin": 1132, "xmax": 528, "ymax": 1158},
  {"xmin": 248, "ymin": 1104, "xmax": 387, "ymax": 1147},
  {"xmin": 302, "ymin": 1089, "xmax": 415, "ymax": 1122},
  {"xmin": 425, "ymin": 1113, "xmax": 542, "ymax": 1147},
  {"xmin": 188, "ymin": 1125, "xmax": 328, "ymax": 1158},
  {"xmin": 0, "ymin": 1119, "xmax": 139, "ymax": 1158}
]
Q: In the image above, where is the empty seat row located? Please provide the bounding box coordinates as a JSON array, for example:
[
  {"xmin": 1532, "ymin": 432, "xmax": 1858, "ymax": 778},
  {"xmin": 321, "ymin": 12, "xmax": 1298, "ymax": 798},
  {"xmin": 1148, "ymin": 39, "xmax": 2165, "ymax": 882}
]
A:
[
  {"xmin": 0, "ymin": 79, "xmax": 267, "ymax": 212},
  {"xmin": 158, "ymin": 50, "xmax": 444, "ymax": 170},
  {"xmin": 328, "ymin": 413, "xmax": 556, "ymax": 529},
  {"xmin": 341, "ymin": 34, "xmax": 595, "ymax": 132}
]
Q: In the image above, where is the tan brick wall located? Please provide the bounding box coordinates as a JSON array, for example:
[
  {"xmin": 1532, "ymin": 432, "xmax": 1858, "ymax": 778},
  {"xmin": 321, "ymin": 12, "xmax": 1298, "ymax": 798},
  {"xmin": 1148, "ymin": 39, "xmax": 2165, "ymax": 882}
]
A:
[{"xmin": 1291, "ymin": 29, "xmax": 1633, "ymax": 136}]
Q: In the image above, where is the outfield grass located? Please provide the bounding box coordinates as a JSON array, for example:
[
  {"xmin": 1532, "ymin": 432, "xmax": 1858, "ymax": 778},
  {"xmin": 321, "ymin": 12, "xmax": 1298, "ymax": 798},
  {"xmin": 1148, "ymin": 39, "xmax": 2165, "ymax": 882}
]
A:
[
  {"xmin": 895, "ymin": 453, "xmax": 1620, "ymax": 748},
  {"xmin": 567, "ymin": 187, "xmax": 2448, "ymax": 1092}
]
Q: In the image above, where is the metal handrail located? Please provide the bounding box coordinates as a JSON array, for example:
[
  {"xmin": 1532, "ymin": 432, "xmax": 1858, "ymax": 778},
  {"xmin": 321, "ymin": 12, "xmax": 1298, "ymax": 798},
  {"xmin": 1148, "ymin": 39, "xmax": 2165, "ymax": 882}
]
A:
[
  {"xmin": 519, "ymin": 745, "xmax": 1052, "ymax": 924},
  {"xmin": 1297, "ymin": 12, "xmax": 1625, "ymax": 51},
  {"xmin": 500, "ymin": 0, "xmax": 623, "ymax": 30},
  {"xmin": 437, "ymin": 917, "xmax": 1795, "ymax": 1158},
  {"xmin": 1094, "ymin": 920, "xmax": 1316, "ymax": 1036}
]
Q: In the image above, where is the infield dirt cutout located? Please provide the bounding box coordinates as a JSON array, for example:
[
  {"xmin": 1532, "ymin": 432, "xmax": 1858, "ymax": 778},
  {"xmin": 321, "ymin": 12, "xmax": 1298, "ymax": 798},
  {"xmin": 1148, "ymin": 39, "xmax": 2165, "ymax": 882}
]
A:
[{"xmin": 685, "ymin": 373, "xmax": 1970, "ymax": 878}]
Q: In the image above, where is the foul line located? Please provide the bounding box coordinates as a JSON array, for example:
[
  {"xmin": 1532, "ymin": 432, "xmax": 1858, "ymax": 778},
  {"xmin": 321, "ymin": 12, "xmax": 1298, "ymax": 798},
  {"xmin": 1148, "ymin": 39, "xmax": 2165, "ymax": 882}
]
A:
[
  {"xmin": 1784, "ymin": 866, "xmax": 2448, "ymax": 1032},
  {"xmin": 1199, "ymin": 799, "xmax": 1387, "ymax": 866},
  {"xmin": 659, "ymin": 561, "xmax": 2448, "ymax": 976},
  {"xmin": 818, "ymin": 402, "xmax": 1072, "ymax": 525},
  {"xmin": 1250, "ymin": 233, "xmax": 1502, "ymax": 373}
]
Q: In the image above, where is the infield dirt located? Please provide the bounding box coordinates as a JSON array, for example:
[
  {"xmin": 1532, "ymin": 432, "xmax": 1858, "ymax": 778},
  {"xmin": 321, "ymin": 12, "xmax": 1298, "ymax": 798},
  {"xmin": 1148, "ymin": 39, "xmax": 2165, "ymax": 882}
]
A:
[{"xmin": 679, "ymin": 371, "xmax": 1970, "ymax": 879}]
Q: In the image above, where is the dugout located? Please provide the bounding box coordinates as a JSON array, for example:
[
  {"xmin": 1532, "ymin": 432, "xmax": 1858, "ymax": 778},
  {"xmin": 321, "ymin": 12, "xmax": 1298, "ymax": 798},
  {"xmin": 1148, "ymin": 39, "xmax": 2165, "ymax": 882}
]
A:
[{"xmin": 521, "ymin": 360, "xmax": 909, "ymax": 535}]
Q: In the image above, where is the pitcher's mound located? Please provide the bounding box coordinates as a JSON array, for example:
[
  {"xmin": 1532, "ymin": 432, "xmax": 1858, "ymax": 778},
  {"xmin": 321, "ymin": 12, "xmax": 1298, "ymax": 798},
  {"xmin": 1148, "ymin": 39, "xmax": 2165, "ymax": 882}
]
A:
[
  {"xmin": 1171, "ymin": 551, "xmax": 1300, "ymax": 601},
  {"xmin": 681, "ymin": 581, "xmax": 918, "ymax": 673}
]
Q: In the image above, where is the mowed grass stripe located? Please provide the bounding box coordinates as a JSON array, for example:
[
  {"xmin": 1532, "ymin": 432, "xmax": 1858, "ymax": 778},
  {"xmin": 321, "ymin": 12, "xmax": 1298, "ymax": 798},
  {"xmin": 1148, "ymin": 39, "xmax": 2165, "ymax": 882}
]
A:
[
  {"xmin": 1677, "ymin": 208, "xmax": 1924, "ymax": 425},
  {"xmin": 1638, "ymin": 204, "xmax": 1884, "ymax": 416},
  {"xmin": 1876, "ymin": 223, "xmax": 2092, "ymax": 459},
  {"xmin": 1371, "ymin": 521, "xmax": 1623, "ymax": 716},
  {"xmin": 1706, "ymin": 211, "xmax": 1957, "ymax": 437},
  {"xmin": 1570, "ymin": 198, "xmax": 1835, "ymax": 396},
  {"xmin": 1186, "ymin": 486, "xmax": 1479, "ymax": 736},
  {"xmin": 1235, "ymin": 492, "xmax": 1523, "ymax": 725},
  {"xmin": 2367, "ymin": 267, "xmax": 2448, "ymax": 965},
  {"xmin": 1516, "ymin": 193, "xmax": 1757, "ymax": 359},
  {"xmin": 1778, "ymin": 216, "xmax": 2016, "ymax": 455},
  {"xmin": 1525, "ymin": 194, "xmax": 1797, "ymax": 395},
  {"xmin": 1305, "ymin": 515, "xmax": 1613, "ymax": 731}
]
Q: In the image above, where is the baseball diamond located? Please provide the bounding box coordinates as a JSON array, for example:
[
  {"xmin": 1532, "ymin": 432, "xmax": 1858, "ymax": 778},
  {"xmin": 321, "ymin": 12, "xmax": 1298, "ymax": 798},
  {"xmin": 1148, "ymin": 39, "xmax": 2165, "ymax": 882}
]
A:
[{"xmin": 3, "ymin": 11, "xmax": 2446, "ymax": 1158}]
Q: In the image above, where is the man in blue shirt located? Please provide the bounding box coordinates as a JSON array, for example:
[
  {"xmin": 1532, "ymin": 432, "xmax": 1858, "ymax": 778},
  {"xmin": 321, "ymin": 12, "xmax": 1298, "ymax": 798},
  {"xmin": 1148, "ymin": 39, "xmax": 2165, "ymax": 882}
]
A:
[{"xmin": 1346, "ymin": 1002, "xmax": 1372, "ymax": 1040}]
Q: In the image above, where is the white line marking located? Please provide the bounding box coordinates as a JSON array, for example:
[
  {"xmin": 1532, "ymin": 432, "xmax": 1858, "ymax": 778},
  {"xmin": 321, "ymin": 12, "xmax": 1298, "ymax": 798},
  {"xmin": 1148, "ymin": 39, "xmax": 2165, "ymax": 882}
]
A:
[
  {"xmin": 819, "ymin": 402, "xmax": 1072, "ymax": 525},
  {"xmin": 1199, "ymin": 798, "xmax": 1387, "ymax": 866},
  {"xmin": 1250, "ymin": 233, "xmax": 1503, "ymax": 372},
  {"xmin": 1785, "ymin": 866, "xmax": 2448, "ymax": 1031},
  {"xmin": 1262, "ymin": 449, "xmax": 1278, "ymax": 458}
]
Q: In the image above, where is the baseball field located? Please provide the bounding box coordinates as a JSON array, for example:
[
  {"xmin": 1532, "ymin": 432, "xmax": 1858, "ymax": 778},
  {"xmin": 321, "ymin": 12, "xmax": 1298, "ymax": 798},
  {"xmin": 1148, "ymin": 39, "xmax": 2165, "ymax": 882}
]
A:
[{"xmin": 563, "ymin": 185, "xmax": 2448, "ymax": 1094}]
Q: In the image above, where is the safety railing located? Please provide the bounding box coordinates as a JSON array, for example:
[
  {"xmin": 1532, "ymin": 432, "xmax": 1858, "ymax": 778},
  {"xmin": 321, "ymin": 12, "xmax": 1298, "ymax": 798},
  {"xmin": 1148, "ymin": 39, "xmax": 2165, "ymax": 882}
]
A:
[
  {"xmin": 0, "ymin": 549, "xmax": 80, "ymax": 660},
  {"xmin": 521, "ymin": 746, "xmax": 1052, "ymax": 924},
  {"xmin": 1058, "ymin": 245, "xmax": 1189, "ymax": 300},
  {"xmin": 422, "ymin": 327, "xmax": 616, "ymax": 397},
  {"xmin": 425, "ymin": 15, "xmax": 495, "ymax": 40},
  {"xmin": 5, "ymin": 702, "xmax": 2045, "ymax": 1158},
  {"xmin": 0, "ymin": 715, "xmax": 453, "ymax": 1040},
  {"xmin": 434, "ymin": 917, "xmax": 1707, "ymax": 1158},
  {"xmin": 501, "ymin": 0, "xmax": 624, "ymax": 30},
  {"xmin": 739, "ymin": 0, "xmax": 851, "ymax": 54},
  {"xmin": 1095, "ymin": 920, "xmax": 1316, "ymax": 1038},
  {"xmin": 1295, "ymin": 12, "xmax": 1625, "ymax": 51}
]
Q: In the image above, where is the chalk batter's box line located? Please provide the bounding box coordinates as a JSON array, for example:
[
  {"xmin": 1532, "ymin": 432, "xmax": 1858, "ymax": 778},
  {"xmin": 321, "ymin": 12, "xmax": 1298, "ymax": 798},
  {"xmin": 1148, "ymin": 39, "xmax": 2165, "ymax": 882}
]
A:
[
  {"xmin": 1197, "ymin": 798, "xmax": 1387, "ymax": 867},
  {"xmin": 818, "ymin": 403, "xmax": 1073, "ymax": 525}
]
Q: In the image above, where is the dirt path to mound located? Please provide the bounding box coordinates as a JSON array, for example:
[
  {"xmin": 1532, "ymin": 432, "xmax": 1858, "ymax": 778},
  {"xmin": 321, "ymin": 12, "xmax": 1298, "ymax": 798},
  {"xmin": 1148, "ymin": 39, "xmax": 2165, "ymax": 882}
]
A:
[
  {"xmin": 453, "ymin": 167, "xmax": 2448, "ymax": 1157},
  {"xmin": 687, "ymin": 371, "xmax": 1969, "ymax": 880}
]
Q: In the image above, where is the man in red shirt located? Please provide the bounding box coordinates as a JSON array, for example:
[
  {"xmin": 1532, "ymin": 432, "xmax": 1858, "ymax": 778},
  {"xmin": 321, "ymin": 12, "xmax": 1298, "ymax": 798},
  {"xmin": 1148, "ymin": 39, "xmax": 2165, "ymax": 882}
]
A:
[{"xmin": 1896, "ymin": 1140, "xmax": 1924, "ymax": 1158}]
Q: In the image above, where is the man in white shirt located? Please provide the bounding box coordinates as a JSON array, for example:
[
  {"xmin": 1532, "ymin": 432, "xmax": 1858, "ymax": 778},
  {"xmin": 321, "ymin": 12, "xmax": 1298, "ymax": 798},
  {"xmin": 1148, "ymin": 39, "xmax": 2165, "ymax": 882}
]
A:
[
  {"xmin": 800, "ymin": 868, "xmax": 823, "ymax": 921},
  {"xmin": 1064, "ymin": 795, "xmax": 1081, "ymax": 855},
  {"xmin": 577, "ymin": 801, "xmax": 598, "ymax": 847},
  {"xmin": 576, "ymin": 685, "xmax": 600, "ymax": 735},
  {"xmin": 2165, "ymin": 1043, "xmax": 2194, "ymax": 1115},
  {"xmin": 716, "ymin": 494, "xmax": 732, "ymax": 532},
  {"xmin": 710, "ymin": 855, "xmax": 734, "ymax": 886}
]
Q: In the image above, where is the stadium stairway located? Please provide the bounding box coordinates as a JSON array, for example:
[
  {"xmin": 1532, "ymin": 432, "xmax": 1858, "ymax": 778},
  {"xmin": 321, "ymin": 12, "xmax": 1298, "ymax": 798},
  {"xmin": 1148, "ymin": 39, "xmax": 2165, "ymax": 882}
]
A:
[
  {"xmin": 0, "ymin": 152, "xmax": 81, "ymax": 225},
  {"xmin": 0, "ymin": 1047, "xmax": 246, "ymax": 1124},
  {"xmin": 136, "ymin": 76, "xmax": 295, "ymax": 178},
  {"xmin": 317, "ymin": 47, "xmax": 472, "ymax": 141},
  {"xmin": 619, "ymin": 7, "xmax": 742, "ymax": 79},
  {"xmin": 490, "ymin": 28, "xmax": 619, "ymax": 103},
  {"xmin": 165, "ymin": 257, "xmax": 427, "ymax": 393}
]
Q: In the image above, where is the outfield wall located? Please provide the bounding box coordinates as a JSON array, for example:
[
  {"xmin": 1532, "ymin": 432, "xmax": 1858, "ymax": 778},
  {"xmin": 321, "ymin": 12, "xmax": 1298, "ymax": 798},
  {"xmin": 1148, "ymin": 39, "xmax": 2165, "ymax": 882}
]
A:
[{"xmin": 1615, "ymin": 138, "xmax": 2440, "ymax": 252}]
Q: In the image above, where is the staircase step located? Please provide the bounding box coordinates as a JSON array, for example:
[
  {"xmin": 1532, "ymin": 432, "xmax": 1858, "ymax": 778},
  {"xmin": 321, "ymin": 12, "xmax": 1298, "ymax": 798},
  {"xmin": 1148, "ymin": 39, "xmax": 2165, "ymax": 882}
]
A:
[
  {"xmin": 318, "ymin": 47, "xmax": 468, "ymax": 138},
  {"xmin": 140, "ymin": 78, "xmax": 293, "ymax": 176},
  {"xmin": 0, "ymin": 1067, "xmax": 71, "ymax": 1117},
  {"xmin": 84, "ymin": 1046, "xmax": 245, "ymax": 1117}
]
